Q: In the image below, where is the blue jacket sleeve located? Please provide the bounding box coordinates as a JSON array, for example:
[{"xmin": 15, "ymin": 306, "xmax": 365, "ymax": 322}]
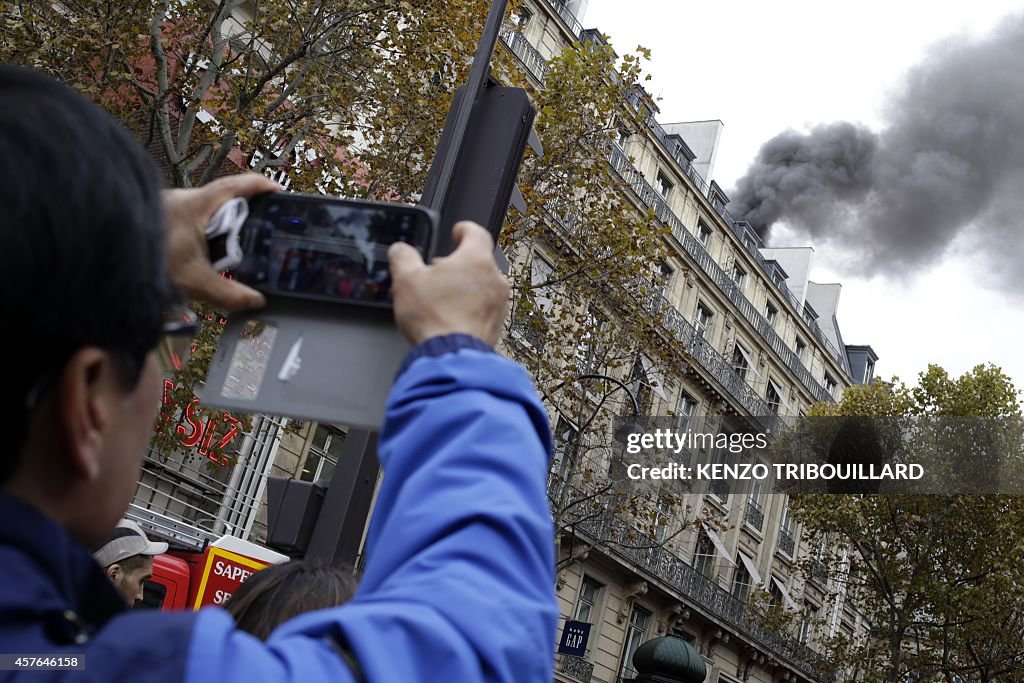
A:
[{"xmin": 186, "ymin": 347, "xmax": 557, "ymax": 683}]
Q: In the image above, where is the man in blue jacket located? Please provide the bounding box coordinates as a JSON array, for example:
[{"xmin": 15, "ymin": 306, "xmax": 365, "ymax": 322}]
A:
[{"xmin": 0, "ymin": 65, "xmax": 556, "ymax": 682}]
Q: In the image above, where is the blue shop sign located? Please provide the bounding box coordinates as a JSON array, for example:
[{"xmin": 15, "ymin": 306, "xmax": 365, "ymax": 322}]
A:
[{"xmin": 557, "ymin": 620, "xmax": 591, "ymax": 657}]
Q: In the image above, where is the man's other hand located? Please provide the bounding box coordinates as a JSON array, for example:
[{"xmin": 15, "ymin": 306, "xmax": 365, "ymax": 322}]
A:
[
  {"xmin": 163, "ymin": 174, "xmax": 279, "ymax": 311},
  {"xmin": 388, "ymin": 221, "xmax": 510, "ymax": 347}
]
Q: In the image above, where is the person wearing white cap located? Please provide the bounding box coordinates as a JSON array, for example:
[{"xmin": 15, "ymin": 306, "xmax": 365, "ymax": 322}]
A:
[{"xmin": 92, "ymin": 519, "xmax": 168, "ymax": 606}]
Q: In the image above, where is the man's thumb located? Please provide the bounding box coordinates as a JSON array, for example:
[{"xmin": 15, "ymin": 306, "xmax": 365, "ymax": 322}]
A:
[{"xmin": 388, "ymin": 241, "xmax": 425, "ymax": 279}]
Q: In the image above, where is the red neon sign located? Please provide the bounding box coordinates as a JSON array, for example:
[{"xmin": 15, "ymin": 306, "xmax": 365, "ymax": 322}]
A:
[{"xmin": 162, "ymin": 380, "xmax": 242, "ymax": 464}]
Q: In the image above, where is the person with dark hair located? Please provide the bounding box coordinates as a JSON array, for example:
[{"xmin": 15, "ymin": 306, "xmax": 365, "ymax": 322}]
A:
[
  {"xmin": 93, "ymin": 520, "xmax": 169, "ymax": 606},
  {"xmin": 0, "ymin": 64, "xmax": 555, "ymax": 683},
  {"xmin": 224, "ymin": 560, "xmax": 358, "ymax": 640}
]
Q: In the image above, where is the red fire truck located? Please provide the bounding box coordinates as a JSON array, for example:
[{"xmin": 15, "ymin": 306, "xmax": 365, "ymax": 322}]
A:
[{"xmin": 130, "ymin": 507, "xmax": 288, "ymax": 611}]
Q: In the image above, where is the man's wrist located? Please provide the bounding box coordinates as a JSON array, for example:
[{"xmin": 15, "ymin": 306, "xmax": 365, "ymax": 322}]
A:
[{"xmin": 396, "ymin": 333, "xmax": 495, "ymax": 379}]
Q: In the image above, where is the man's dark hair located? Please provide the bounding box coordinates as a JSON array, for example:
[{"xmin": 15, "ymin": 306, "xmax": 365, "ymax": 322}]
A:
[
  {"xmin": 224, "ymin": 559, "xmax": 358, "ymax": 640},
  {"xmin": 0, "ymin": 65, "xmax": 173, "ymax": 477}
]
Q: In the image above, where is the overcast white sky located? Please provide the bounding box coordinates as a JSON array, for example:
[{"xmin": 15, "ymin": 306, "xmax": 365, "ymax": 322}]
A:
[{"xmin": 581, "ymin": 0, "xmax": 1024, "ymax": 389}]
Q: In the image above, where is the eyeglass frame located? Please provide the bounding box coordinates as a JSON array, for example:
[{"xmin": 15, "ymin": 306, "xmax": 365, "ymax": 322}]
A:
[{"xmin": 23, "ymin": 307, "xmax": 200, "ymax": 414}]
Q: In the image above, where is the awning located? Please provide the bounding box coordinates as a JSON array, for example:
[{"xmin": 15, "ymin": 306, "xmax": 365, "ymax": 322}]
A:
[
  {"xmin": 640, "ymin": 354, "xmax": 670, "ymax": 402},
  {"xmin": 702, "ymin": 523, "xmax": 736, "ymax": 565},
  {"xmin": 771, "ymin": 576, "xmax": 799, "ymax": 611},
  {"xmin": 737, "ymin": 550, "xmax": 763, "ymax": 586}
]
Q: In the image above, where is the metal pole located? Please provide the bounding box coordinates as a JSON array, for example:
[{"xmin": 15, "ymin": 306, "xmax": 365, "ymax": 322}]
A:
[
  {"xmin": 420, "ymin": 0, "xmax": 510, "ymax": 211},
  {"xmin": 213, "ymin": 416, "xmax": 261, "ymax": 536},
  {"xmin": 305, "ymin": 429, "xmax": 381, "ymax": 566}
]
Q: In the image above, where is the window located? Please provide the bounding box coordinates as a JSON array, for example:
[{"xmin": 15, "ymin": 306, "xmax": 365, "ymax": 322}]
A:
[
  {"xmin": 778, "ymin": 499, "xmax": 796, "ymax": 555},
  {"xmin": 731, "ymin": 263, "xmax": 747, "ymax": 289},
  {"xmin": 766, "ymin": 381, "xmax": 782, "ymax": 415},
  {"xmin": 551, "ymin": 416, "xmax": 578, "ymax": 477},
  {"xmin": 628, "ymin": 356, "xmax": 655, "ymax": 414},
  {"xmin": 697, "ymin": 222, "xmax": 712, "ymax": 248},
  {"xmin": 531, "ymin": 254, "xmax": 555, "ymax": 312},
  {"xmin": 675, "ymin": 392, "xmax": 698, "ymax": 432},
  {"xmin": 510, "ymin": 6, "xmax": 532, "ymax": 28},
  {"xmin": 616, "ymin": 125, "xmax": 630, "ymax": 148},
  {"xmin": 824, "ymin": 373, "xmax": 837, "ymax": 397},
  {"xmin": 768, "ymin": 577, "xmax": 784, "ymax": 609},
  {"xmin": 709, "ymin": 432, "xmax": 733, "ymax": 501},
  {"xmin": 731, "ymin": 555, "xmax": 753, "ymax": 602},
  {"xmin": 573, "ymin": 575, "xmax": 603, "ymax": 623},
  {"xmin": 810, "ymin": 536, "xmax": 829, "ymax": 581},
  {"xmin": 746, "ymin": 477, "xmax": 764, "ymax": 531},
  {"xmin": 574, "ymin": 308, "xmax": 603, "ymax": 374},
  {"xmin": 731, "ymin": 343, "xmax": 750, "ymax": 381},
  {"xmin": 695, "ymin": 302, "xmax": 713, "ymax": 338},
  {"xmin": 652, "ymin": 495, "xmax": 674, "ymax": 542},
  {"xmin": 693, "ymin": 530, "xmax": 716, "ymax": 578},
  {"xmin": 300, "ymin": 425, "xmax": 345, "ymax": 483},
  {"xmin": 651, "ymin": 261, "xmax": 673, "ymax": 299},
  {"xmin": 765, "ymin": 301, "xmax": 778, "ymax": 327},
  {"xmin": 865, "ymin": 359, "xmax": 875, "ymax": 384},
  {"xmin": 656, "ymin": 171, "xmax": 673, "ymax": 198},
  {"xmin": 799, "ymin": 604, "xmax": 820, "ymax": 643},
  {"xmin": 618, "ymin": 604, "xmax": 652, "ymax": 680},
  {"xmin": 795, "ymin": 337, "xmax": 807, "ymax": 363}
]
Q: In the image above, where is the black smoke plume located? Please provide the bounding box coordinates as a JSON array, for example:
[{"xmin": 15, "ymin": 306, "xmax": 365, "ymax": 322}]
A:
[{"xmin": 731, "ymin": 14, "xmax": 1024, "ymax": 282}]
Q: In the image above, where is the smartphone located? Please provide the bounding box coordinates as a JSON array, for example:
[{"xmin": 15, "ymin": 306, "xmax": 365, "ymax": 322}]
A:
[{"xmin": 232, "ymin": 193, "xmax": 436, "ymax": 307}]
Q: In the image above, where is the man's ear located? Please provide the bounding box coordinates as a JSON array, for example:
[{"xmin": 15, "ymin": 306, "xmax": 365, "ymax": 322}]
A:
[
  {"xmin": 106, "ymin": 563, "xmax": 122, "ymax": 583},
  {"xmin": 56, "ymin": 348, "xmax": 120, "ymax": 481}
]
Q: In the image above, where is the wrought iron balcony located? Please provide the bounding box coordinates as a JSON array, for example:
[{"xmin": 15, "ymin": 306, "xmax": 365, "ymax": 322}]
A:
[
  {"xmin": 745, "ymin": 499, "xmax": 765, "ymax": 532},
  {"xmin": 557, "ymin": 654, "xmax": 595, "ymax": 683},
  {"xmin": 543, "ymin": 0, "xmax": 586, "ymax": 39},
  {"xmin": 498, "ymin": 24, "xmax": 549, "ymax": 84},
  {"xmin": 709, "ymin": 478, "xmax": 731, "ymax": 501},
  {"xmin": 510, "ymin": 315, "xmax": 548, "ymax": 351},
  {"xmin": 778, "ymin": 527, "xmax": 796, "ymax": 557},
  {"xmin": 575, "ymin": 513, "xmax": 833, "ymax": 683}
]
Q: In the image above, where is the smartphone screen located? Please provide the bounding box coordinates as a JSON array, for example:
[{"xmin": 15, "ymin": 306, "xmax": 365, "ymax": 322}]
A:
[{"xmin": 234, "ymin": 193, "xmax": 434, "ymax": 306}]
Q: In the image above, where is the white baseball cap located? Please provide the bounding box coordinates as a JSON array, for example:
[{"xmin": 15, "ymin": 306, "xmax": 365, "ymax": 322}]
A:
[{"xmin": 92, "ymin": 519, "xmax": 168, "ymax": 568}]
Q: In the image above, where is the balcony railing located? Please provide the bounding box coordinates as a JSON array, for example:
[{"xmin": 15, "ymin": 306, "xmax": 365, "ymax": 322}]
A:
[
  {"xmin": 745, "ymin": 499, "xmax": 765, "ymax": 532},
  {"xmin": 557, "ymin": 654, "xmax": 594, "ymax": 683},
  {"xmin": 778, "ymin": 527, "xmax": 796, "ymax": 557},
  {"xmin": 544, "ymin": 0, "xmax": 585, "ymax": 40},
  {"xmin": 577, "ymin": 513, "xmax": 834, "ymax": 683},
  {"xmin": 510, "ymin": 315, "xmax": 548, "ymax": 351},
  {"xmin": 498, "ymin": 25, "xmax": 549, "ymax": 84},
  {"xmin": 709, "ymin": 478, "xmax": 731, "ymax": 501}
]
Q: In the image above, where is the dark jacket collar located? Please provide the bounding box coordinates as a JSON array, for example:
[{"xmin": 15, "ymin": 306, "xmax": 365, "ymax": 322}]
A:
[{"xmin": 0, "ymin": 491, "xmax": 127, "ymax": 641}]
